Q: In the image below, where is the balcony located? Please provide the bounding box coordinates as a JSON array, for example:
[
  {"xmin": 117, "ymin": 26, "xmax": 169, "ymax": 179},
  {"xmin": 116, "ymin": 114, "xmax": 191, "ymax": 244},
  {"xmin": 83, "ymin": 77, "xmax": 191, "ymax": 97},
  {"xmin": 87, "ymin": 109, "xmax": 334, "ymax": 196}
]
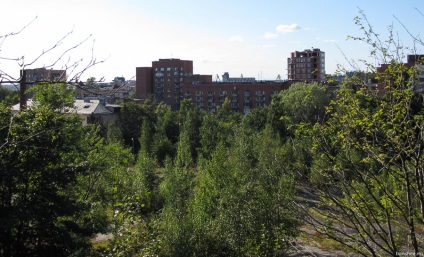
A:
[{"xmin": 155, "ymin": 72, "xmax": 164, "ymax": 78}]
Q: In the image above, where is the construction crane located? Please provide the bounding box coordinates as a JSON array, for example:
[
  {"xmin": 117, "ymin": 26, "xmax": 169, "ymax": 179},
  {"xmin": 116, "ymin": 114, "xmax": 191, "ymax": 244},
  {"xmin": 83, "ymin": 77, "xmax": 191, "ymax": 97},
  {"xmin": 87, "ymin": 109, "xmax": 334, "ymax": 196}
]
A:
[
  {"xmin": 215, "ymin": 74, "xmax": 220, "ymax": 82},
  {"xmin": 276, "ymin": 74, "xmax": 282, "ymax": 81}
]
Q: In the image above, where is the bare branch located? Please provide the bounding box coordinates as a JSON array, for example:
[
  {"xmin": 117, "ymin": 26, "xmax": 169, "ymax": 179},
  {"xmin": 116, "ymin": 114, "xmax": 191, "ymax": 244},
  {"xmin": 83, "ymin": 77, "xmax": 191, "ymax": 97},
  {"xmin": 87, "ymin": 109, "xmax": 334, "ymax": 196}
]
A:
[
  {"xmin": 66, "ymin": 38, "xmax": 108, "ymax": 83},
  {"xmin": 45, "ymin": 33, "xmax": 93, "ymax": 70},
  {"xmin": 393, "ymin": 15, "xmax": 424, "ymax": 48},
  {"xmin": 21, "ymin": 29, "xmax": 74, "ymax": 69},
  {"xmin": 336, "ymin": 43, "xmax": 362, "ymax": 71},
  {"xmin": 0, "ymin": 16, "xmax": 37, "ymax": 47},
  {"xmin": 415, "ymin": 7, "xmax": 424, "ymax": 18}
]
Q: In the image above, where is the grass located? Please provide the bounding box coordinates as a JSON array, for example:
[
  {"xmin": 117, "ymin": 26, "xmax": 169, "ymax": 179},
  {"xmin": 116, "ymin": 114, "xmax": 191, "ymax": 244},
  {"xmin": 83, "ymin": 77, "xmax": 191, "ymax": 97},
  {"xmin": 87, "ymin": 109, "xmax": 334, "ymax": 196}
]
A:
[
  {"xmin": 298, "ymin": 224, "xmax": 351, "ymax": 253},
  {"xmin": 92, "ymin": 239, "xmax": 110, "ymax": 251}
]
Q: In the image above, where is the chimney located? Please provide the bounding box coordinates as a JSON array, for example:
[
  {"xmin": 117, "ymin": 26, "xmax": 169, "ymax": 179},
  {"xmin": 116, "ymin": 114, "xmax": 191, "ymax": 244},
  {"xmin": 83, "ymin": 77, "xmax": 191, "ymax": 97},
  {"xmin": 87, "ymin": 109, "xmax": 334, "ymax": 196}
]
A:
[{"xmin": 20, "ymin": 69, "xmax": 27, "ymax": 109}]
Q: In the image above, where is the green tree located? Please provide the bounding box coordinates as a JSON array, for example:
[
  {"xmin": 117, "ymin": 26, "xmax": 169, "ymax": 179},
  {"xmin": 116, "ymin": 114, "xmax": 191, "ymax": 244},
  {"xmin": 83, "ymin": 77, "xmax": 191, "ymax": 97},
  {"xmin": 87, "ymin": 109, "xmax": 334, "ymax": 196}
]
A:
[
  {"xmin": 309, "ymin": 84, "xmax": 424, "ymax": 255},
  {"xmin": 106, "ymin": 121, "xmax": 123, "ymax": 144},
  {"xmin": 119, "ymin": 100, "xmax": 157, "ymax": 154},
  {"xmin": 103, "ymin": 146, "xmax": 160, "ymax": 257},
  {"xmin": 158, "ymin": 157, "xmax": 195, "ymax": 256},
  {"xmin": 139, "ymin": 117, "xmax": 154, "ymax": 157},
  {"xmin": 268, "ymin": 82, "xmax": 330, "ymax": 138},
  {"xmin": 0, "ymin": 85, "xmax": 19, "ymax": 106},
  {"xmin": 0, "ymin": 84, "xmax": 97, "ymax": 256},
  {"xmin": 307, "ymin": 11, "xmax": 424, "ymax": 255},
  {"xmin": 175, "ymin": 122, "xmax": 194, "ymax": 169},
  {"xmin": 198, "ymin": 113, "xmax": 220, "ymax": 161},
  {"xmin": 190, "ymin": 127, "xmax": 300, "ymax": 256},
  {"xmin": 241, "ymin": 107, "xmax": 268, "ymax": 132},
  {"xmin": 152, "ymin": 103, "xmax": 176, "ymax": 165},
  {"xmin": 177, "ymin": 99, "xmax": 202, "ymax": 163},
  {"xmin": 85, "ymin": 77, "xmax": 97, "ymax": 87}
]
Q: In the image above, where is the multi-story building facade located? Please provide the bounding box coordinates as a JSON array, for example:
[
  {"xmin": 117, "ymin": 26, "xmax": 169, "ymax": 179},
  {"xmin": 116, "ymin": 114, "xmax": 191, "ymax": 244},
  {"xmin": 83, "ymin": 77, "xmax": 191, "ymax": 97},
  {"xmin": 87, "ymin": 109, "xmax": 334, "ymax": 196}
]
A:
[
  {"xmin": 20, "ymin": 67, "xmax": 67, "ymax": 108},
  {"xmin": 287, "ymin": 48, "xmax": 325, "ymax": 82},
  {"xmin": 136, "ymin": 58, "xmax": 292, "ymax": 113},
  {"xmin": 22, "ymin": 68, "xmax": 67, "ymax": 83},
  {"xmin": 136, "ymin": 59, "xmax": 209, "ymax": 110},
  {"xmin": 377, "ymin": 54, "xmax": 424, "ymax": 94},
  {"xmin": 184, "ymin": 82, "xmax": 287, "ymax": 113}
]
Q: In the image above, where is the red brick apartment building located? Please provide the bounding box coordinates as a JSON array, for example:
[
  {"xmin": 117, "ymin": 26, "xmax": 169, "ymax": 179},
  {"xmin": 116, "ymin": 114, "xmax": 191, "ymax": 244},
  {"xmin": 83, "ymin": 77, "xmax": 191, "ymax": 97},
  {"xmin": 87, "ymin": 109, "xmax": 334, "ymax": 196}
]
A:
[
  {"xmin": 22, "ymin": 68, "xmax": 67, "ymax": 83},
  {"xmin": 136, "ymin": 58, "xmax": 292, "ymax": 113},
  {"xmin": 20, "ymin": 68, "xmax": 67, "ymax": 108},
  {"xmin": 376, "ymin": 54, "xmax": 424, "ymax": 94},
  {"xmin": 287, "ymin": 48, "xmax": 325, "ymax": 82}
]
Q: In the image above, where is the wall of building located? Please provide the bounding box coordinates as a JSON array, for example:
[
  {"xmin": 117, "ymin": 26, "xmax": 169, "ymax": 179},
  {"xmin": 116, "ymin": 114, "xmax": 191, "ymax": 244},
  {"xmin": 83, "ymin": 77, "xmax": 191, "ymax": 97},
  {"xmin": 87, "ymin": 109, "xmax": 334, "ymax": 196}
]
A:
[
  {"xmin": 135, "ymin": 67, "xmax": 153, "ymax": 99},
  {"xmin": 136, "ymin": 58, "xmax": 293, "ymax": 113},
  {"xmin": 288, "ymin": 48, "xmax": 325, "ymax": 82},
  {"xmin": 182, "ymin": 82, "xmax": 290, "ymax": 113}
]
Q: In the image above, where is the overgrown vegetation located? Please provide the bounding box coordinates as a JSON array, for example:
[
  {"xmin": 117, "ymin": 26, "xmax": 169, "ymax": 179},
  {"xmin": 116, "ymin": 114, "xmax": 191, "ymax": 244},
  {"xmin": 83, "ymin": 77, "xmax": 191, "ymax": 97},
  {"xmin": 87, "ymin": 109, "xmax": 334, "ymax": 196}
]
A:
[{"xmin": 1, "ymin": 9, "xmax": 423, "ymax": 257}]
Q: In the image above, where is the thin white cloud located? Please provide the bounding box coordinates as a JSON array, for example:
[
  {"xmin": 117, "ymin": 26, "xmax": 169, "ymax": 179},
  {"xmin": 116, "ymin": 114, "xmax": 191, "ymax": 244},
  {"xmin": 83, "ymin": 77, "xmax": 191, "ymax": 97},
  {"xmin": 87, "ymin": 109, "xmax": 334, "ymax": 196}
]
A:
[
  {"xmin": 276, "ymin": 23, "xmax": 301, "ymax": 34},
  {"xmin": 323, "ymin": 39, "xmax": 338, "ymax": 43},
  {"xmin": 264, "ymin": 32, "xmax": 278, "ymax": 39},
  {"xmin": 316, "ymin": 37, "xmax": 339, "ymax": 43},
  {"xmin": 258, "ymin": 44, "xmax": 276, "ymax": 48},
  {"xmin": 196, "ymin": 59, "xmax": 224, "ymax": 63},
  {"xmin": 229, "ymin": 35, "xmax": 244, "ymax": 42}
]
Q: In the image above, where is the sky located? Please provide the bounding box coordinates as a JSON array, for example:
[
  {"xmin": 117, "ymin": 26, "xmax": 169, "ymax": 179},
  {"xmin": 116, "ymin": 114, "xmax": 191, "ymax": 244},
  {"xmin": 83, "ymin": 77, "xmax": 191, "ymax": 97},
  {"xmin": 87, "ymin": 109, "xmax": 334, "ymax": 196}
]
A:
[{"xmin": 1, "ymin": 0, "xmax": 423, "ymax": 82}]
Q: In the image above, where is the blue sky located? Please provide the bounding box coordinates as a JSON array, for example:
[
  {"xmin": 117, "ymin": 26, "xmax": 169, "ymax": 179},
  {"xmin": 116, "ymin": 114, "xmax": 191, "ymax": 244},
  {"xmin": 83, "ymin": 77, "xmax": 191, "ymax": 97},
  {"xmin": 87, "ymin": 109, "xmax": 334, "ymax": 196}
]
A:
[{"xmin": 1, "ymin": 0, "xmax": 423, "ymax": 81}]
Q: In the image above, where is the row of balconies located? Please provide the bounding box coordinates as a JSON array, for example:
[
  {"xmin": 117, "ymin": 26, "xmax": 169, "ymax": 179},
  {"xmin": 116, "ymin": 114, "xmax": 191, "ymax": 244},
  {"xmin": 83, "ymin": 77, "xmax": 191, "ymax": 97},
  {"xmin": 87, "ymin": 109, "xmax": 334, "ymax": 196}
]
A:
[
  {"xmin": 155, "ymin": 71, "xmax": 185, "ymax": 78},
  {"xmin": 155, "ymin": 86, "xmax": 281, "ymax": 110},
  {"xmin": 165, "ymin": 88, "xmax": 182, "ymax": 93}
]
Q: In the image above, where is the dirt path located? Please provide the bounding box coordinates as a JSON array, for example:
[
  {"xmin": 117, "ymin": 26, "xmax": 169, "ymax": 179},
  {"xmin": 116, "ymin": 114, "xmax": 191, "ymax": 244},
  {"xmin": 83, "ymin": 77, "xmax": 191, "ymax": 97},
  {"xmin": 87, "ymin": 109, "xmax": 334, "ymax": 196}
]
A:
[{"xmin": 290, "ymin": 184, "xmax": 357, "ymax": 256}]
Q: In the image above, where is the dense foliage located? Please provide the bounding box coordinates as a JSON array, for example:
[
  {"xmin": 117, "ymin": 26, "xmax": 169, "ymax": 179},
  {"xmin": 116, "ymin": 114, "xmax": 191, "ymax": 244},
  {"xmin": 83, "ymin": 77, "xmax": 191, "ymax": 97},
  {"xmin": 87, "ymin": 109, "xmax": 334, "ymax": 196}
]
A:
[{"xmin": 1, "ymin": 10, "xmax": 423, "ymax": 257}]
